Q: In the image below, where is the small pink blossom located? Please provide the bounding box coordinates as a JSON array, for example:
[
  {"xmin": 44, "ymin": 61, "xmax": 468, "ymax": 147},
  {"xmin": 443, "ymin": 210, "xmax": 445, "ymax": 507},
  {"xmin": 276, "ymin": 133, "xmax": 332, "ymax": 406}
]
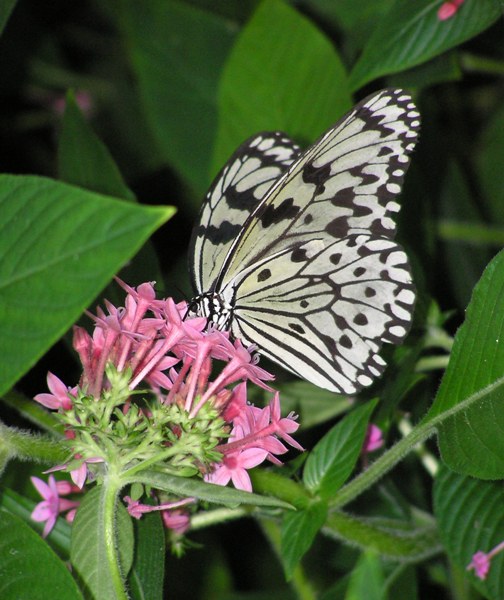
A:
[
  {"xmin": 162, "ymin": 509, "xmax": 190, "ymax": 534},
  {"xmin": 52, "ymin": 90, "xmax": 94, "ymax": 117},
  {"xmin": 206, "ymin": 446, "xmax": 269, "ymax": 492},
  {"xmin": 438, "ymin": 0, "xmax": 464, "ymax": 20},
  {"xmin": 467, "ymin": 540, "xmax": 504, "ymax": 580},
  {"xmin": 34, "ymin": 372, "xmax": 76, "ymax": 410},
  {"xmin": 31, "ymin": 475, "xmax": 80, "ymax": 537},
  {"xmin": 124, "ymin": 496, "xmax": 193, "ymax": 534},
  {"xmin": 363, "ymin": 424, "xmax": 384, "ymax": 454}
]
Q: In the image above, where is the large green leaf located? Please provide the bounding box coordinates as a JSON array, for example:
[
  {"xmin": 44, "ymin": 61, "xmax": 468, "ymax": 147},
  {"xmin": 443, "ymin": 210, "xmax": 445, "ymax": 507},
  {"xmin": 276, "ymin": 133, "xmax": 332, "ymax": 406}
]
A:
[
  {"xmin": 58, "ymin": 90, "xmax": 135, "ymax": 201},
  {"xmin": 71, "ymin": 486, "xmax": 134, "ymax": 600},
  {"xmin": 0, "ymin": 175, "xmax": 174, "ymax": 395},
  {"xmin": 349, "ymin": 0, "xmax": 501, "ymax": 91},
  {"xmin": 427, "ymin": 249, "xmax": 504, "ymax": 478},
  {"xmin": 119, "ymin": 0, "xmax": 236, "ymax": 196},
  {"xmin": 212, "ymin": 0, "xmax": 351, "ymax": 172},
  {"xmin": 0, "ymin": 509, "xmax": 82, "ymax": 600},
  {"xmin": 57, "ymin": 91, "xmax": 163, "ymax": 293},
  {"xmin": 434, "ymin": 466, "xmax": 504, "ymax": 600}
]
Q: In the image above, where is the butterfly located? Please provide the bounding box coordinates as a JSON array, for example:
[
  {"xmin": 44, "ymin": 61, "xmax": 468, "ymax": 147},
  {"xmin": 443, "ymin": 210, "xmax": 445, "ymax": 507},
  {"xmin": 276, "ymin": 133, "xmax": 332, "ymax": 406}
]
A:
[{"xmin": 189, "ymin": 88, "xmax": 419, "ymax": 394}]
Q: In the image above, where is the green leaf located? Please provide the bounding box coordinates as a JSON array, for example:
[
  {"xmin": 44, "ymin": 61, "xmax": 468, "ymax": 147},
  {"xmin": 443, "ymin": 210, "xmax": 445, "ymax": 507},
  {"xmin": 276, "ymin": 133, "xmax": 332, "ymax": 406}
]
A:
[
  {"xmin": 477, "ymin": 103, "xmax": 504, "ymax": 226},
  {"xmin": 0, "ymin": 487, "xmax": 72, "ymax": 558},
  {"xmin": 345, "ymin": 551, "xmax": 385, "ymax": 600},
  {"xmin": 324, "ymin": 510, "xmax": 440, "ymax": 561},
  {"xmin": 434, "ymin": 465, "xmax": 504, "ymax": 600},
  {"xmin": 0, "ymin": 509, "xmax": 83, "ymax": 600},
  {"xmin": 437, "ymin": 162, "xmax": 492, "ymax": 310},
  {"xmin": 0, "ymin": 0, "xmax": 16, "ymax": 37},
  {"xmin": 212, "ymin": 0, "xmax": 351, "ymax": 172},
  {"xmin": 303, "ymin": 400, "xmax": 377, "ymax": 499},
  {"xmin": 128, "ymin": 470, "xmax": 293, "ymax": 509},
  {"xmin": 275, "ymin": 380, "xmax": 354, "ymax": 429},
  {"xmin": 119, "ymin": 0, "xmax": 236, "ymax": 196},
  {"xmin": 0, "ymin": 174, "xmax": 174, "ymax": 396},
  {"xmin": 427, "ymin": 249, "xmax": 504, "ymax": 479},
  {"xmin": 281, "ymin": 500, "xmax": 328, "ymax": 580},
  {"xmin": 349, "ymin": 0, "xmax": 501, "ymax": 91},
  {"xmin": 128, "ymin": 512, "xmax": 165, "ymax": 600},
  {"xmin": 58, "ymin": 90, "xmax": 135, "ymax": 201},
  {"xmin": 71, "ymin": 486, "xmax": 134, "ymax": 600}
]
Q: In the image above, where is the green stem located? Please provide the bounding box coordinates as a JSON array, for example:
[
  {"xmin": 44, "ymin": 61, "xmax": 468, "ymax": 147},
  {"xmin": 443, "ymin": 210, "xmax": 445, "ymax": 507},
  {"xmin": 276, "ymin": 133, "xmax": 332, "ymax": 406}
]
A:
[
  {"xmin": 102, "ymin": 475, "xmax": 128, "ymax": 600},
  {"xmin": 460, "ymin": 52, "xmax": 504, "ymax": 77},
  {"xmin": 0, "ymin": 422, "xmax": 69, "ymax": 464},
  {"xmin": 121, "ymin": 445, "xmax": 180, "ymax": 478},
  {"xmin": 331, "ymin": 420, "xmax": 436, "ymax": 510}
]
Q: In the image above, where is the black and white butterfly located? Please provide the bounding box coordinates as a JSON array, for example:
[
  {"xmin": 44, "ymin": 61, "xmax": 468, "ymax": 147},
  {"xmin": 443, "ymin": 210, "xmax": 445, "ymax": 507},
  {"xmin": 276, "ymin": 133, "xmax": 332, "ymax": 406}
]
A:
[{"xmin": 189, "ymin": 89, "xmax": 419, "ymax": 394}]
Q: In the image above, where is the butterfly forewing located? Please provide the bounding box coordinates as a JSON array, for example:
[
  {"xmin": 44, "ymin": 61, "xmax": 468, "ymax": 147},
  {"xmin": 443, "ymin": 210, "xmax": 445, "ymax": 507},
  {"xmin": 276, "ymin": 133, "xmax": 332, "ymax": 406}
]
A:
[
  {"xmin": 218, "ymin": 89, "xmax": 419, "ymax": 285},
  {"xmin": 190, "ymin": 132, "xmax": 300, "ymax": 293},
  {"xmin": 191, "ymin": 88, "xmax": 419, "ymax": 394}
]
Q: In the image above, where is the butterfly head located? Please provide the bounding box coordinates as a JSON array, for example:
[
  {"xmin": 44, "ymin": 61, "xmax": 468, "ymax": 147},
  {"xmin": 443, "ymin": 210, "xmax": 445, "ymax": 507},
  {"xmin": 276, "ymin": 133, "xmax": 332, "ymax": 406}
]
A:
[{"xmin": 188, "ymin": 291, "xmax": 234, "ymax": 331}]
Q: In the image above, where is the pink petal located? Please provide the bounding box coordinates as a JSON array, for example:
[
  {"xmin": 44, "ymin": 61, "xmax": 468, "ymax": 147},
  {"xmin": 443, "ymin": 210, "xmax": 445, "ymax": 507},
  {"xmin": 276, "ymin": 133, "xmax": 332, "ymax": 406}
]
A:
[
  {"xmin": 71, "ymin": 463, "xmax": 88, "ymax": 489},
  {"xmin": 33, "ymin": 392, "xmax": 61, "ymax": 410},
  {"xmin": 31, "ymin": 501, "xmax": 52, "ymax": 522},
  {"xmin": 30, "ymin": 477, "xmax": 52, "ymax": 500},
  {"xmin": 42, "ymin": 514, "xmax": 57, "ymax": 538},
  {"xmin": 231, "ymin": 469, "xmax": 252, "ymax": 492},
  {"xmin": 238, "ymin": 448, "xmax": 268, "ymax": 469}
]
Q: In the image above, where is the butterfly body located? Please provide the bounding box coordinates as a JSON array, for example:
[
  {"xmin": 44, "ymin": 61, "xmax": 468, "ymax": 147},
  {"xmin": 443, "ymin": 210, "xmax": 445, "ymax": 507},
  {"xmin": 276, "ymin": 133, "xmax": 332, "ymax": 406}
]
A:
[{"xmin": 189, "ymin": 89, "xmax": 419, "ymax": 394}]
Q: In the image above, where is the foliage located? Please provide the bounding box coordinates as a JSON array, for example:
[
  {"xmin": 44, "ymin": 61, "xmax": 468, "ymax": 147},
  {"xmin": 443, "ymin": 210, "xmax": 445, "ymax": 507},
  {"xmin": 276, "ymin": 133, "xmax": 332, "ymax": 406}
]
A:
[{"xmin": 1, "ymin": 0, "xmax": 504, "ymax": 598}]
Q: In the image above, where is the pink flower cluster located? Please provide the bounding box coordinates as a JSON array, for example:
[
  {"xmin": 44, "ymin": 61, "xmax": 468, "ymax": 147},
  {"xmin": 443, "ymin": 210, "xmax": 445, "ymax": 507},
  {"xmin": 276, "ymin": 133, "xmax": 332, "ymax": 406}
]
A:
[{"xmin": 32, "ymin": 280, "xmax": 301, "ymax": 535}]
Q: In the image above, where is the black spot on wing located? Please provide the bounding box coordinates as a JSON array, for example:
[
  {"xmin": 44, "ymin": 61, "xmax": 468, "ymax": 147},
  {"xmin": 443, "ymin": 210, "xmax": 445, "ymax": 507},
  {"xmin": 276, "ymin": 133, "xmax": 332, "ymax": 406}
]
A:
[
  {"xmin": 291, "ymin": 247, "xmax": 307, "ymax": 262},
  {"xmin": 197, "ymin": 222, "xmax": 242, "ymax": 245},
  {"xmin": 289, "ymin": 323, "xmax": 305, "ymax": 334},
  {"xmin": 302, "ymin": 161, "xmax": 331, "ymax": 187},
  {"xmin": 326, "ymin": 217, "xmax": 350, "ymax": 238},
  {"xmin": 260, "ymin": 197, "xmax": 300, "ymax": 227},
  {"xmin": 257, "ymin": 268, "xmax": 271, "ymax": 282}
]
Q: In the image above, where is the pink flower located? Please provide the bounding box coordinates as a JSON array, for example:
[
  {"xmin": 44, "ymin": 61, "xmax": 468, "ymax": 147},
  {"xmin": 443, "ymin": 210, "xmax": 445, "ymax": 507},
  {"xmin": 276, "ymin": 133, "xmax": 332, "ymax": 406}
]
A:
[
  {"xmin": 467, "ymin": 540, "xmax": 504, "ymax": 580},
  {"xmin": 30, "ymin": 475, "xmax": 80, "ymax": 537},
  {"xmin": 34, "ymin": 372, "xmax": 75, "ymax": 410},
  {"xmin": 363, "ymin": 424, "xmax": 384, "ymax": 454},
  {"xmin": 162, "ymin": 509, "xmax": 190, "ymax": 535},
  {"xmin": 438, "ymin": 0, "xmax": 464, "ymax": 20},
  {"xmin": 206, "ymin": 446, "xmax": 269, "ymax": 492}
]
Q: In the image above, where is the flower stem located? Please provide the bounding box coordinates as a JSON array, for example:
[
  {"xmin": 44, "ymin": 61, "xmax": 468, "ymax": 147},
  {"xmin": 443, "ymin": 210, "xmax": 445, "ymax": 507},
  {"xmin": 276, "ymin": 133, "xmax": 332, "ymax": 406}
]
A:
[
  {"xmin": 121, "ymin": 445, "xmax": 180, "ymax": 478},
  {"xmin": 101, "ymin": 476, "xmax": 128, "ymax": 600},
  {"xmin": 331, "ymin": 419, "xmax": 436, "ymax": 510}
]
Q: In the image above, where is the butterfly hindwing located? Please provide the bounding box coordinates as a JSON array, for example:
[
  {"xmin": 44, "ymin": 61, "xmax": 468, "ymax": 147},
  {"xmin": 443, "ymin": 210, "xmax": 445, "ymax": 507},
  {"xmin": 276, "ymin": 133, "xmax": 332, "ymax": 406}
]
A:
[
  {"xmin": 191, "ymin": 89, "xmax": 419, "ymax": 394},
  {"xmin": 190, "ymin": 132, "xmax": 300, "ymax": 293}
]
